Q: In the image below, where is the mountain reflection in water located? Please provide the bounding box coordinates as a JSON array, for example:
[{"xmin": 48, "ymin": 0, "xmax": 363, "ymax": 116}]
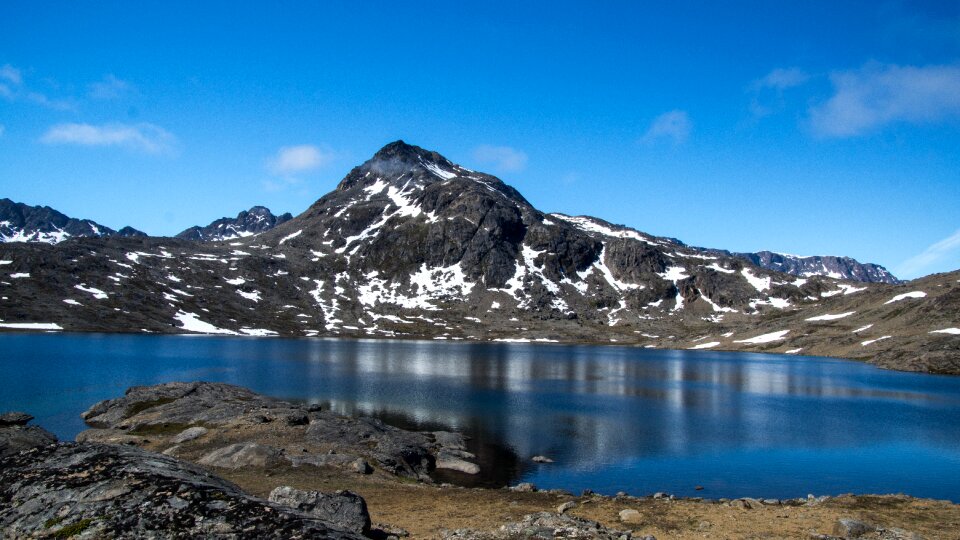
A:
[{"xmin": 2, "ymin": 334, "xmax": 959, "ymax": 500}]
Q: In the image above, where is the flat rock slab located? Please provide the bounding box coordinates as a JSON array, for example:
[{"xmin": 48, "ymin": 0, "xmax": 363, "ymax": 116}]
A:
[
  {"xmin": 0, "ymin": 441, "xmax": 365, "ymax": 539},
  {"xmin": 0, "ymin": 411, "xmax": 33, "ymax": 426},
  {"xmin": 443, "ymin": 512, "xmax": 633, "ymax": 539}
]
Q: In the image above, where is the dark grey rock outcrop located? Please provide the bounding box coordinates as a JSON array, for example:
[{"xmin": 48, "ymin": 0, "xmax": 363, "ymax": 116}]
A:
[
  {"xmin": 78, "ymin": 381, "xmax": 476, "ymax": 480},
  {"xmin": 0, "ymin": 411, "xmax": 56, "ymax": 458},
  {"xmin": 734, "ymin": 250, "xmax": 899, "ymax": 284},
  {"xmin": 268, "ymin": 485, "xmax": 371, "ymax": 535},
  {"xmin": 0, "ymin": 441, "xmax": 365, "ymax": 538}
]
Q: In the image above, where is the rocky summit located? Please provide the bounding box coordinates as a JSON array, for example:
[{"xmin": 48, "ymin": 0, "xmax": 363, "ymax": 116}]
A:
[
  {"xmin": 176, "ymin": 205, "xmax": 294, "ymax": 242},
  {"xmin": 0, "ymin": 141, "xmax": 957, "ymax": 373}
]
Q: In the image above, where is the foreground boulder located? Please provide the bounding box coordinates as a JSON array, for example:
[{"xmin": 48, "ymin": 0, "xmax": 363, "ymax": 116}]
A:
[
  {"xmin": 78, "ymin": 381, "xmax": 478, "ymax": 480},
  {"xmin": 0, "ymin": 441, "xmax": 365, "ymax": 538},
  {"xmin": 0, "ymin": 411, "xmax": 56, "ymax": 458},
  {"xmin": 269, "ymin": 486, "xmax": 371, "ymax": 535}
]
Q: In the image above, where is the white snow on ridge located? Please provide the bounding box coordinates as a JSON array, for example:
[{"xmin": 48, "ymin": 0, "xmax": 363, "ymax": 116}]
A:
[
  {"xmin": 278, "ymin": 229, "xmax": 302, "ymax": 245},
  {"xmin": 10, "ymin": 272, "xmax": 30, "ymax": 279},
  {"xmin": 852, "ymin": 324, "xmax": 873, "ymax": 333},
  {"xmin": 239, "ymin": 328, "xmax": 278, "ymax": 336},
  {"xmin": 225, "ymin": 277, "xmax": 246, "ymax": 286},
  {"xmin": 689, "ymin": 341, "xmax": 720, "ymax": 350},
  {"xmin": 707, "ymin": 263, "xmax": 735, "ymax": 274},
  {"xmin": 658, "ymin": 266, "xmax": 689, "ymax": 282},
  {"xmin": 0, "ymin": 322, "xmax": 63, "ymax": 330},
  {"xmin": 0, "ymin": 260, "xmax": 12, "ymax": 265},
  {"xmin": 821, "ymin": 283, "xmax": 867, "ymax": 297},
  {"xmin": 237, "ymin": 290, "xmax": 261, "ymax": 302},
  {"xmin": 741, "ymin": 269, "xmax": 771, "ymax": 292},
  {"xmin": 930, "ymin": 328, "xmax": 960, "ymax": 335},
  {"xmin": 173, "ymin": 311, "xmax": 237, "ymax": 335},
  {"xmin": 861, "ymin": 336, "xmax": 891, "ymax": 346},
  {"xmin": 734, "ymin": 329, "xmax": 789, "ymax": 344},
  {"xmin": 551, "ymin": 214, "xmax": 658, "ymax": 245},
  {"xmin": 884, "ymin": 291, "xmax": 926, "ymax": 304},
  {"xmin": 63, "ymin": 299, "xmax": 82, "ymax": 306},
  {"xmin": 785, "ymin": 348, "xmax": 803, "ymax": 354},
  {"xmin": 75, "ymin": 284, "xmax": 108, "ymax": 300},
  {"xmin": 806, "ymin": 311, "xmax": 855, "ymax": 322},
  {"xmin": 422, "ymin": 161, "xmax": 458, "ymax": 180}
]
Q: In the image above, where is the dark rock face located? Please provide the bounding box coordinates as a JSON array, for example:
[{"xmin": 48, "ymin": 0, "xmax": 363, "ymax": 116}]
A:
[
  {"xmin": 0, "ymin": 412, "xmax": 57, "ymax": 458},
  {"xmin": 176, "ymin": 205, "xmax": 293, "ymax": 241},
  {"xmin": 0, "ymin": 442, "xmax": 365, "ymax": 539},
  {"xmin": 0, "ymin": 197, "xmax": 145, "ymax": 244},
  {"xmin": 734, "ymin": 250, "xmax": 899, "ymax": 284},
  {"xmin": 268, "ymin": 486, "xmax": 371, "ymax": 535}
]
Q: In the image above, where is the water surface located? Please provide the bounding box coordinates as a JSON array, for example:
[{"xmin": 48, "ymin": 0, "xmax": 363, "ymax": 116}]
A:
[{"xmin": 2, "ymin": 333, "xmax": 958, "ymax": 500}]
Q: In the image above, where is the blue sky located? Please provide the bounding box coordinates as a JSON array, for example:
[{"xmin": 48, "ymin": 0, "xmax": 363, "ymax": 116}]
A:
[{"xmin": 1, "ymin": 1, "xmax": 959, "ymax": 279}]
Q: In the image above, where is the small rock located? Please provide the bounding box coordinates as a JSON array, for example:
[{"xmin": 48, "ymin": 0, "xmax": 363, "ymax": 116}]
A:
[
  {"xmin": 435, "ymin": 449, "xmax": 480, "ymax": 475},
  {"xmin": 763, "ymin": 498, "xmax": 780, "ymax": 505},
  {"xmin": 510, "ymin": 482, "xmax": 537, "ymax": 492},
  {"xmin": 171, "ymin": 426, "xmax": 208, "ymax": 444},
  {"xmin": 652, "ymin": 492, "xmax": 667, "ymax": 499},
  {"xmin": 350, "ymin": 458, "xmax": 372, "ymax": 474},
  {"xmin": 833, "ymin": 518, "xmax": 876, "ymax": 538},
  {"xmin": 557, "ymin": 501, "xmax": 576, "ymax": 514},
  {"xmin": 285, "ymin": 411, "xmax": 310, "ymax": 426},
  {"xmin": 0, "ymin": 411, "xmax": 33, "ymax": 426},
  {"xmin": 615, "ymin": 491, "xmax": 628, "ymax": 498},
  {"xmin": 695, "ymin": 485, "xmax": 704, "ymax": 491},
  {"xmin": 532, "ymin": 455, "xmax": 554, "ymax": 463},
  {"xmin": 618, "ymin": 509, "xmax": 642, "ymax": 524},
  {"xmin": 307, "ymin": 403, "xmax": 323, "ymax": 412},
  {"xmin": 581, "ymin": 489, "xmax": 594, "ymax": 496}
]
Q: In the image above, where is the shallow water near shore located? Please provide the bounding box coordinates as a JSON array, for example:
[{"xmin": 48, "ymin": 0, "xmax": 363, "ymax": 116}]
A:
[{"xmin": 2, "ymin": 333, "xmax": 959, "ymax": 501}]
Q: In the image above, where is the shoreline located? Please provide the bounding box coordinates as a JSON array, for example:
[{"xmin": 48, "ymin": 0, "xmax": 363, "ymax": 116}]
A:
[{"xmin": 2, "ymin": 328, "xmax": 956, "ymax": 378}]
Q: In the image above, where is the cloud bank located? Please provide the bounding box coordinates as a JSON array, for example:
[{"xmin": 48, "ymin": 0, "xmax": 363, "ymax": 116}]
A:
[
  {"xmin": 897, "ymin": 229, "xmax": 960, "ymax": 279},
  {"xmin": 472, "ymin": 144, "xmax": 528, "ymax": 173},
  {"xmin": 810, "ymin": 63, "xmax": 960, "ymax": 137},
  {"xmin": 267, "ymin": 144, "xmax": 334, "ymax": 176},
  {"xmin": 40, "ymin": 122, "xmax": 177, "ymax": 154},
  {"xmin": 640, "ymin": 110, "xmax": 691, "ymax": 145}
]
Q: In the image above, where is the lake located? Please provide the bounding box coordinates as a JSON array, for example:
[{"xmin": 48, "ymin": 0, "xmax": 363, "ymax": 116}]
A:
[{"xmin": 2, "ymin": 333, "xmax": 958, "ymax": 501}]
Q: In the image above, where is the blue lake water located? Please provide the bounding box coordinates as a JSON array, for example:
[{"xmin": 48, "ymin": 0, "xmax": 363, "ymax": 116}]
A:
[{"xmin": 1, "ymin": 333, "xmax": 959, "ymax": 501}]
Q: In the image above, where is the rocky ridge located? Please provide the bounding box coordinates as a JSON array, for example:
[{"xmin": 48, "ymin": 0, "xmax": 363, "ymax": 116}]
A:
[
  {"xmin": 0, "ymin": 197, "xmax": 146, "ymax": 244},
  {"xmin": 733, "ymin": 250, "xmax": 899, "ymax": 284},
  {"xmin": 176, "ymin": 205, "xmax": 293, "ymax": 242},
  {"xmin": 0, "ymin": 141, "xmax": 957, "ymax": 373}
]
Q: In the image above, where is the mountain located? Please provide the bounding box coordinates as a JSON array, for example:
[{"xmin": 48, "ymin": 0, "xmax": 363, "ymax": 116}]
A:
[
  {"xmin": 733, "ymin": 250, "xmax": 899, "ymax": 284},
  {"xmin": 1, "ymin": 141, "xmax": 957, "ymax": 373},
  {"xmin": 0, "ymin": 198, "xmax": 146, "ymax": 244},
  {"xmin": 176, "ymin": 206, "xmax": 293, "ymax": 242}
]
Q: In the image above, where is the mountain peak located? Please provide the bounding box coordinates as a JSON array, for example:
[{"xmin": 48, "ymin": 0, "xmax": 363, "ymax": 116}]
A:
[{"xmin": 372, "ymin": 140, "xmax": 451, "ymax": 166}]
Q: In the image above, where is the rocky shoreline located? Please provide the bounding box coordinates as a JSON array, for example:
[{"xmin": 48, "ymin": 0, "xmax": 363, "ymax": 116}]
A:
[{"xmin": 2, "ymin": 384, "xmax": 959, "ymax": 539}]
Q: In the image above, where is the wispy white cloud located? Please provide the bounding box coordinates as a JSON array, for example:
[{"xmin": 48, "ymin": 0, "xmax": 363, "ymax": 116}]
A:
[
  {"xmin": 753, "ymin": 67, "xmax": 810, "ymax": 91},
  {"xmin": 40, "ymin": 122, "xmax": 177, "ymax": 154},
  {"xmin": 640, "ymin": 110, "xmax": 691, "ymax": 145},
  {"xmin": 472, "ymin": 144, "xmax": 528, "ymax": 173},
  {"xmin": 897, "ymin": 229, "xmax": 960, "ymax": 279},
  {"xmin": 0, "ymin": 64, "xmax": 21, "ymax": 85},
  {"xmin": 88, "ymin": 74, "xmax": 132, "ymax": 100},
  {"xmin": 809, "ymin": 62, "xmax": 960, "ymax": 137},
  {"xmin": 26, "ymin": 92, "xmax": 76, "ymax": 111},
  {"xmin": 267, "ymin": 144, "xmax": 334, "ymax": 176},
  {"xmin": 0, "ymin": 124, "xmax": 5, "ymax": 137}
]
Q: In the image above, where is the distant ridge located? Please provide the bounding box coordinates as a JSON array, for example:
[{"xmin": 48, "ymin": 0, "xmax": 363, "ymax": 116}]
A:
[
  {"xmin": 0, "ymin": 198, "xmax": 145, "ymax": 244},
  {"xmin": 175, "ymin": 206, "xmax": 293, "ymax": 242}
]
